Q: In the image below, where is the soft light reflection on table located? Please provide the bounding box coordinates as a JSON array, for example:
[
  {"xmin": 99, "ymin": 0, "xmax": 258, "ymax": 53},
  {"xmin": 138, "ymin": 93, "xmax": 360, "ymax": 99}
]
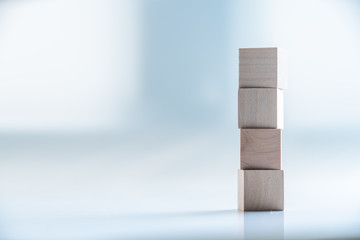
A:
[{"xmin": 0, "ymin": 130, "xmax": 359, "ymax": 239}]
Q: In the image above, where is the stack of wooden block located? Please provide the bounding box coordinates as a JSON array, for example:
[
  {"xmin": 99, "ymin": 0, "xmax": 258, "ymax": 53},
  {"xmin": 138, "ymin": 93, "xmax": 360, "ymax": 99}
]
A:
[{"xmin": 237, "ymin": 48, "xmax": 287, "ymax": 211}]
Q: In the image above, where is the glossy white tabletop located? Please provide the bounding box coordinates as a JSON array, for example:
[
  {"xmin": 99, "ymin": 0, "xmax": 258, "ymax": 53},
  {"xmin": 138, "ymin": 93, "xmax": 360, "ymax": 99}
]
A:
[{"xmin": 0, "ymin": 130, "xmax": 359, "ymax": 239}]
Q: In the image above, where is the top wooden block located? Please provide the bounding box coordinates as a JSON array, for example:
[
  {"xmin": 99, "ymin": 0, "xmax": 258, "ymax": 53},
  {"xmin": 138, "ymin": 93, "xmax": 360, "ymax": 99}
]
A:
[{"xmin": 239, "ymin": 48, "xmax": 288, "ymax": 89}]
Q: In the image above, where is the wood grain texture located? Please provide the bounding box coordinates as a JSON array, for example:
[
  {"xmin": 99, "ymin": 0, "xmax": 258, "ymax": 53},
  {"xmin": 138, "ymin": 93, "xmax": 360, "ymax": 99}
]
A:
[
  {"xmin": 237, "ymin": 170, "xmax": 245, "ymax": 211},
  {"xmin": 238, "ymin": 88, "xmax": 283, "ymax": 129},
  {"xmin": 238, "ymin": 170, "xmax": 284, "ymax": 211},
  {"xmin": 240, "ymin": 129, "xmax": 281, "ymax": 170},
  {"xmin": 239, "ymin": 48, "xmax": 287, "ymax": 89}
]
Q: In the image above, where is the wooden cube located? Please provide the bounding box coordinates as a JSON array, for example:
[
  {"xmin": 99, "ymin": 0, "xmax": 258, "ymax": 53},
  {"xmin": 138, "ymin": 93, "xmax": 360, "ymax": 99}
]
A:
[
  {"xmin": 238, "ymin": 170, "xmax": 284, "ymax": 211},
  {"xmin": 238, "ymin": 88, "xmax": 283, "ymax": 129},
  {"xmin": 239, "ymin": 48, "xmax": 287, "ymax": 89},
  {"xmin": 241, "ymin": 129, "xmax": 281, "ymax": 170}
]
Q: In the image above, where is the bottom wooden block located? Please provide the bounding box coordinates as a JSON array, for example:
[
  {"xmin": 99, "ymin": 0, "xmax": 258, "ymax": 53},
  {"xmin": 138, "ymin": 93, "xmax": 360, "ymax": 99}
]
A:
[{"xmin": 238, "ymin": 170, "xmax": 284, "ymax": 211}]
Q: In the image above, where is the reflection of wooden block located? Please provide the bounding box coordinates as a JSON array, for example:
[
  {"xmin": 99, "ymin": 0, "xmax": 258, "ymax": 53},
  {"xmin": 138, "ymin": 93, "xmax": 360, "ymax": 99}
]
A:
[
  {"xmin": 241, "ymin": 129, "xmax": 281, "ymax": 170},
  {"xmin": 238, "ymin": 170, "xmax": 284, "ymax": 211},
  {"xmin": 244, "ymin": 211, "xmax": 284, "ymax": 239},
  {"xmin": 239, "ymin": 48, "xmax": 287, "ymax": 89},
  {"xmin": 238, "ymin": 88, "xmax": 283, "ymax": 129}
]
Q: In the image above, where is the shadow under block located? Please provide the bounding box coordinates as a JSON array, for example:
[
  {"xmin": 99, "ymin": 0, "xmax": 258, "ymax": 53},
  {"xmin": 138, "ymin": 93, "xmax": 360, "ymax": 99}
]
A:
[
  {"xmin": 238, "ymin": 88, "xmax": 283, "ymax": 129},
  {"xmin": 238, "ymin": 170, "xmax": 284, "ymax": 211},
  {"xmin": 239, "ymin": 48, "xmax": 288, "ymax": 89},
  {"xmin": 241, "ymin": 129, "xmax": 281, "ymax": 170}
]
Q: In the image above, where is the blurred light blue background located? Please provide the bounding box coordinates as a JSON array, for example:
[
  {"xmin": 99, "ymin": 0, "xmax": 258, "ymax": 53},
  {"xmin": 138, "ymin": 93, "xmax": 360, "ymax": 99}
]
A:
[{"xmin": 0, "ymin": 0, "xmax": 359, "ymax": 239}]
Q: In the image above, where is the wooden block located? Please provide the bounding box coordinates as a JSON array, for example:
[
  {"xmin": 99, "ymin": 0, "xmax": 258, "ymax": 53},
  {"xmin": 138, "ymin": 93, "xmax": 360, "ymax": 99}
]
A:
[
  {"xmin": 241, "ymin": 129, "xmax": 281, "ymax": 170},
  {"xmin": 239, "ymin": 48, "xmax": 288, "ymax": 89},
  {"xmin": 238, "ymin": 170, "xmax": 284, "ymax": 211},
  {"xmin": 238, "ymin": 88, "xmax": 283, "ymax": 129}
]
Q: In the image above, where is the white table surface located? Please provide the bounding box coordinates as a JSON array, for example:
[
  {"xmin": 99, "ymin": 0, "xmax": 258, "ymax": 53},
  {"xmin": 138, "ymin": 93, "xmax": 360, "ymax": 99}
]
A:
[{"xmin": 0, "ymin": 130, "xmax": 359, "ymax": 239}]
